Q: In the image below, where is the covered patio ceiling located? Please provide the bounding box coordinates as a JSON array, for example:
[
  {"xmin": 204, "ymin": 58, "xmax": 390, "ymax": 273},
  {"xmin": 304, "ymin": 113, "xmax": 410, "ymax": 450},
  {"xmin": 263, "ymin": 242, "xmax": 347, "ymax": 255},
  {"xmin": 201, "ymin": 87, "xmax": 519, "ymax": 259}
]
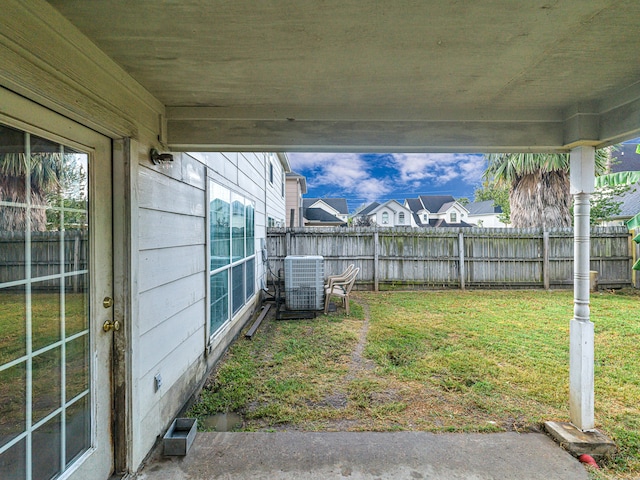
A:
[{"xmin": 46, "ymin": 0, "xmax": 640, "ymax": 153}]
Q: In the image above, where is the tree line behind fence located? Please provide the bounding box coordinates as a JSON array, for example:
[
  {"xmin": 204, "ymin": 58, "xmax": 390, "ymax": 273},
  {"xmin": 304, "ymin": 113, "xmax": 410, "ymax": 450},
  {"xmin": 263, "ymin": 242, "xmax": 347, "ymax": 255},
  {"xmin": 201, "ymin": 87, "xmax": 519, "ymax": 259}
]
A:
[{"xmin": 266, "ymin": 226, "xmax": 635, "ymax": 290}]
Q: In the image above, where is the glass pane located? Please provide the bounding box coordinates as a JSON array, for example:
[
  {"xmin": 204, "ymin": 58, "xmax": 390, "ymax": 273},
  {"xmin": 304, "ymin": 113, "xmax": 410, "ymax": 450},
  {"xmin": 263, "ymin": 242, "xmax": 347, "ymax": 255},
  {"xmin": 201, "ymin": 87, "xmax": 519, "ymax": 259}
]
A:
[
  {"xmin": 0, "ymin": 124, "xmax": 25, "ymax": 154},
  {"xmin": 65, "ymin": 212, "xmax": 88, "ymax": 275},
  {"xmin": 0, "ymin": 362, "xmax": 26, "ymax": 448},
  {"xmin": 60, "ymin": 151, "xmax": 88, "ymax": 213},
  {"xmin": 0, "ymin": 437, "xmax": 26, "ymax": 480},
  {"xmin": 66, "ymin": 334, "xmax": 89, "ymax": 401},
  {"xmin": 31, "ymin": 279, "xmax": 61, "ymax": 352},
  {"xmin": 232, "ymin": 264, "xmax": 244, "ymax": 314},
  {"xmin": 0, "ymin": 287, "xmax": 26, "ymax": 363},
  {"xmin": 1, "ymin": 124, "xmax": 93, "ymax": 479},
  {"xmin": 66, "ymin": 395, "xmax": 90, "ymax": 466},
  {"xmin": 210, "ymin": 270, "xmax": 228, "ymax": 334},
  {"xmin": 29, "ymin": 136, "xmax": 63, "ymax": 236},
  {"xmin": 245, "ymin": 201, "xmax": 255, "ymax": 257},
  {"xmin": 65, "ymin": 274, "xmax": 88, "ymax": 336},
  {"xmin": 32, "ymin": 414, "xmax": 61, "ymax": 480},
  {"xmin": 246, "ymin": 257, "xmax": 255, "ymax": 300},
  {"xmin": 31, "ymin": 211, "xmax": 61, "ymax": 279},
  {"xmin": 0, "ymin": 206, "xmax": 26, "ymax": 283},
  {"xmin": 210, "ymin": 183, "xmax": 230, "ymax": 270},
  {"xmin": 231, "ymin": 193, "xmax": 245, "ymax": 261},
  {"xmin": 32, "ymin": 347, "xmax": 61, "ymax": 424}
]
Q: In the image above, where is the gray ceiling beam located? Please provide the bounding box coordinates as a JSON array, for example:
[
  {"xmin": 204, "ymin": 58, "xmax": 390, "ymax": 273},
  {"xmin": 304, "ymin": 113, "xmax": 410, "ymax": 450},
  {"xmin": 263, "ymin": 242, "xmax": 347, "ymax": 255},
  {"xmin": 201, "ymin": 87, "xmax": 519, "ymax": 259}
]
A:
[{"xmin": 167, "ymin": 116, "xmax": 565, "ymax": 153}]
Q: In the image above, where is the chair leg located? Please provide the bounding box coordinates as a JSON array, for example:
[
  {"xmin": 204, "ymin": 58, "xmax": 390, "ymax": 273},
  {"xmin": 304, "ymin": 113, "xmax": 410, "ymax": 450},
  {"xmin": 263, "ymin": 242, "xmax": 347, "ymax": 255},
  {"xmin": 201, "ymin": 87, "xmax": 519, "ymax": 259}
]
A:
[
  {"xmin": 324, "ymin": 292, "xmax": 331, "ymax": 314},
  {"xmin": 345, "ymin": 296, "xmax": 350, "ymax": 315}
]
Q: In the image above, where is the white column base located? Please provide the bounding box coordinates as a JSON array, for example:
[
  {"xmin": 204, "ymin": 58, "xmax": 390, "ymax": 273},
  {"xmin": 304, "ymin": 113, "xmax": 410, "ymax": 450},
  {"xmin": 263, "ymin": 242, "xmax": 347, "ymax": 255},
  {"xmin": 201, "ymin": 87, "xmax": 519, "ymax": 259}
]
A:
[{"xmin": 569, "ymin": 318, "xmax": 595, "ymax": 431}]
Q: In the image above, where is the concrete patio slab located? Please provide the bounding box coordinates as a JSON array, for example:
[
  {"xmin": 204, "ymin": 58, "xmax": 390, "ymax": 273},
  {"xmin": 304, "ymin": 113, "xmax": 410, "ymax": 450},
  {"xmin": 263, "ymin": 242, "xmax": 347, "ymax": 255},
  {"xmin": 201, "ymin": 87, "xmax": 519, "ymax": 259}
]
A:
[{"xmin": 137, "ymin": 431, "xmax": 589, "ymax": 480}]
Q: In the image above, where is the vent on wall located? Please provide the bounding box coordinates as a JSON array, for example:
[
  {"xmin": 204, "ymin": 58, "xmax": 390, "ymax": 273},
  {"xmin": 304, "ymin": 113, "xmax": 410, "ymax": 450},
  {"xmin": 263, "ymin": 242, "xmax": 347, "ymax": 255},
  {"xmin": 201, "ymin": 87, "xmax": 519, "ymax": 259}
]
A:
[{"xmin": 284, "ymin": 255, "xmax": 324, "ymax": 310}]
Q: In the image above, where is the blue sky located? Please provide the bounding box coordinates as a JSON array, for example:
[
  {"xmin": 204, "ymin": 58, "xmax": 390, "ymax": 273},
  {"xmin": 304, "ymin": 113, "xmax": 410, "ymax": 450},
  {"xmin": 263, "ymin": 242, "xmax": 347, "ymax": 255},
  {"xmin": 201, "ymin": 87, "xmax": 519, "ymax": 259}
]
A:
[{"xmin": 288, "ymin": 153, "xmax": 487, "ymax": 213}]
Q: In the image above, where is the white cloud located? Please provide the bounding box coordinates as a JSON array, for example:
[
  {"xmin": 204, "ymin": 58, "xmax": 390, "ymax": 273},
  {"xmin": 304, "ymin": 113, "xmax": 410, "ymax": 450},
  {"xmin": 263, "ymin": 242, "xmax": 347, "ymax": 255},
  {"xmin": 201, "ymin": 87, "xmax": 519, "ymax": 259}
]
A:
[
  {"xmin": 391, "ymin": 153, "xmax": 485, "ymax": 185},
  {"xmin": 288, "ymin": 152, "xmax": 486, "ymax": 205},
  {"xmin": 289, "ymin": 153, "xmax": 391, "ymax": 202}
]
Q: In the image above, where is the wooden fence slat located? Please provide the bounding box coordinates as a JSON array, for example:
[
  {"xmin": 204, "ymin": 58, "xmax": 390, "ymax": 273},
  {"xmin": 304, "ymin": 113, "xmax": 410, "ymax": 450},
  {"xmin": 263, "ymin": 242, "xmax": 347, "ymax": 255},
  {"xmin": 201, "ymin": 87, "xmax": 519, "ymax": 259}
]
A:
[{"xmin": 266, "ymin": 226, "xmax": 632, "ymax": 290}]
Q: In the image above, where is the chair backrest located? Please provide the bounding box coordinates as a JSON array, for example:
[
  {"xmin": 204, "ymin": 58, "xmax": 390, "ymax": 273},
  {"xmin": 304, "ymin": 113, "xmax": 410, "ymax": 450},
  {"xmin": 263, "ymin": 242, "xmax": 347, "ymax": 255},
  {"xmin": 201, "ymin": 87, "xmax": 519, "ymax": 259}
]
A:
[
  {"xmin": 343, "ymin": 267, "xmax": 359, "ymax": 294},
  {"xmin": 331, "ymin": 264, "xmax": 354, "ymax": 279}
]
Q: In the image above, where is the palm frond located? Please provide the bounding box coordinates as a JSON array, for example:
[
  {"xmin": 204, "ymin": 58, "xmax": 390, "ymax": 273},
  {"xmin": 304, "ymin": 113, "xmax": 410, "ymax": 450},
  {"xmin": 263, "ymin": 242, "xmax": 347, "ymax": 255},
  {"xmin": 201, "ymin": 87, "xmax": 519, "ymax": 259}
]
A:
[
  {"xmin": 595, "ymin": 171, "xmax": 640, "ymax": 188},
  {"xmin": 0, "ymin": 152, "xmax": 63, "ymax": 191},
  {"xmin": 485, "ymin": 149, "xmax": 611, "ymax": 185}
]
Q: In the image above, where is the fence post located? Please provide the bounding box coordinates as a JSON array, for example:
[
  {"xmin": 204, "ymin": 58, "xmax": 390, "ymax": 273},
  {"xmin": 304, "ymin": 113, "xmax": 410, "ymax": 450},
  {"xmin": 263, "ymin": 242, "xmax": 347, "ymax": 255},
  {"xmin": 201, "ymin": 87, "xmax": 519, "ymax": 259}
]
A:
[
  {"xmin": 73, "ymin": 234, "xmax": 80, "ymax": 293},
  {"xmin": 633, "ymin": 233, "xmax": 639, "ymax": 289},
  {"xmin": 458, "ymin": 231, "xmax": 465, "ymax": 290},
  {"xmin": 373, "ymin": 230, "xmax": 379, "ymax": 292},
  {"xmin": 543, "ymin": 230, "xmax": 550, "ymax": 290},
  {"xmin": 285, "ymin": 231, "xmax": 291, "ymax": 257}
]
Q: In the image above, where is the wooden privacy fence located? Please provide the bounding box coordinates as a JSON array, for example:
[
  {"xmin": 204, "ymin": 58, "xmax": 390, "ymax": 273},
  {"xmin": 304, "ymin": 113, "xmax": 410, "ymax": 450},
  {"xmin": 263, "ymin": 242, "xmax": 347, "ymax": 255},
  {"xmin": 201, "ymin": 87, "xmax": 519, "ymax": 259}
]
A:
[
  {"xmin": 266, "ymin": 226, "xmax": 633, "ymax": 290},
  {"xmin": 0, "ymin": 231, "xmax": 88, "ymax": 290}
]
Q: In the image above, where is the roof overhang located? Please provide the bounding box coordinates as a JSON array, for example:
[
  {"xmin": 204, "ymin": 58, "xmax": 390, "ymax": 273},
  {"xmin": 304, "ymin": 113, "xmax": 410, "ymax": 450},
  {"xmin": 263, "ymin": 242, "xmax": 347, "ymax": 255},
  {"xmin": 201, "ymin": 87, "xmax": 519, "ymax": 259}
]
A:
[{"xmin": 42, "ymin": 0, "xmax": 640, "ymax": 152}]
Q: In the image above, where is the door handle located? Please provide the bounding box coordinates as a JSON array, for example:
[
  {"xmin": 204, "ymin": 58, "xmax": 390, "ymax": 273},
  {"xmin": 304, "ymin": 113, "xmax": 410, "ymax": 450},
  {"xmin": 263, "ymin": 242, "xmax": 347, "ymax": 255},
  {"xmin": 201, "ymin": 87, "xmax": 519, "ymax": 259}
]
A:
[{"xmin": 103, "ymin": 319, "xmax": 121, "ymax": 332}]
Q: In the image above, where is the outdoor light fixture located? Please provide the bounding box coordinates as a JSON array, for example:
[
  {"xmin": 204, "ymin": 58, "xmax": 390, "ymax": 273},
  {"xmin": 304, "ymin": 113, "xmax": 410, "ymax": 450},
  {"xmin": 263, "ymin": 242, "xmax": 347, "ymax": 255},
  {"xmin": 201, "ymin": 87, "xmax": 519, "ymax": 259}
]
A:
[{"xmin": 150, "ymin": 148, "xmax": 174, "ymax": 166}]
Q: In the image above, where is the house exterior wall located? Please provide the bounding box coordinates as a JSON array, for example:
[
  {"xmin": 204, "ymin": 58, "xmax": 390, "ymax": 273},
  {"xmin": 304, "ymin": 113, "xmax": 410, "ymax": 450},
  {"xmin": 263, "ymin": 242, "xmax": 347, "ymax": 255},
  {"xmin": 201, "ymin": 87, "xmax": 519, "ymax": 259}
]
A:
[
  {"xmin": 468, "ymin": 213, "xmax": 508, "ymax": 228},
  {"xmin": 134, "ymin": 152, "xmax": 208, "ymax": 466},
  {"xmin": 371, "ymin": 206, "xmax": 411, "ymax": 227},
  {"xmin": 286, "ymin": 178, "xmax": 304, "ymax": 227},
  {"xmin": 367, "ymin": 201, "xmax": 413, "ymax": 227},
  {"xmin": 0, "ymin": 2, "xmax": 285, "ymax": 474},
  {"xmin": 444, "ymin": 204, "xmax": 468, "ymax": 223},
  {"xmin": 264, "ymin": 152, "xmax": 287, "ymax": 228},
  {"xmin": 305, "ymin": 200, "xmax": 348, "ymax": 223}
]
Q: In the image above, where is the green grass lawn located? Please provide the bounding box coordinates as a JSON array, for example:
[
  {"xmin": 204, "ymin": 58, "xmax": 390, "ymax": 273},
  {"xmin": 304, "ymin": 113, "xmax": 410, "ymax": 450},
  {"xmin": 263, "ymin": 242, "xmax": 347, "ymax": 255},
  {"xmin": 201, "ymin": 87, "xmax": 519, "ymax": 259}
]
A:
[{"xmin": 188, "ymin": 289, "xmax": 640, "ymax": 480}]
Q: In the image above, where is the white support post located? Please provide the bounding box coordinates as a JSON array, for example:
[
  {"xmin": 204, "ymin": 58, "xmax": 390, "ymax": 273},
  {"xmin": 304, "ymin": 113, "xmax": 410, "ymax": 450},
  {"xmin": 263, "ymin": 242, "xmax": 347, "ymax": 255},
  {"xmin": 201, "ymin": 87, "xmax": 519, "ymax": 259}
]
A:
[{"xmin": 569, "ymin": 146, "xmax": 595, "ymax": 431}]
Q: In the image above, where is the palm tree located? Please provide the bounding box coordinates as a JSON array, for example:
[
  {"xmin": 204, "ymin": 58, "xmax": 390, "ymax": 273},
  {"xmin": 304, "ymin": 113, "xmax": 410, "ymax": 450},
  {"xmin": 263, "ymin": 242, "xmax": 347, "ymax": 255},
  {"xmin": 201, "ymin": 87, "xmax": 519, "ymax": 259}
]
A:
[
  {"xmin": 0, "ymin": 152, "xmax": 63, "ymax": 232},
  {"xmin": 484, "ymin": 151, "xmax": 609, "ymax": 229},
  {"xmin": 596, "ymin": 170, "xmax": 640, "ymax": 270}
]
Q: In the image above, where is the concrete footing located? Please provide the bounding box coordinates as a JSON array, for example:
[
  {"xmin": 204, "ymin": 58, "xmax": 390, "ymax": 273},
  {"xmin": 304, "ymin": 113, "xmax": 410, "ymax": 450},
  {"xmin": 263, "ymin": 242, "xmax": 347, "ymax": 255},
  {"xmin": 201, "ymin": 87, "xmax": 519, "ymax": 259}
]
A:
[{"xmin": 544, "ymin": 421, "xmax": 616, "ymax": 459}]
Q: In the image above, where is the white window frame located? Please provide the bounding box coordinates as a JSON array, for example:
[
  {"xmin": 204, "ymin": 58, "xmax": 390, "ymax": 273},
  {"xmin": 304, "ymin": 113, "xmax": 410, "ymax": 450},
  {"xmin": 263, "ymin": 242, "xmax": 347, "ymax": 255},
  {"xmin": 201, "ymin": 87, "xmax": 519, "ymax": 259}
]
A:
[{"xmin": 208, "ymin": 180, "xmax": 257, "ymax": 339}]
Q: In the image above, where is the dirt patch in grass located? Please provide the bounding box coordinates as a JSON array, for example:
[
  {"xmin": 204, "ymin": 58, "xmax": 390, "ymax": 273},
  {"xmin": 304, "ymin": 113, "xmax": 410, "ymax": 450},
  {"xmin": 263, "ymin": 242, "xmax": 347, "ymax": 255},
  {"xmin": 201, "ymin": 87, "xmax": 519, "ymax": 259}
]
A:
[{"xmin": 188, "ymin": 290, "xmax": 640, "ymax": 479}]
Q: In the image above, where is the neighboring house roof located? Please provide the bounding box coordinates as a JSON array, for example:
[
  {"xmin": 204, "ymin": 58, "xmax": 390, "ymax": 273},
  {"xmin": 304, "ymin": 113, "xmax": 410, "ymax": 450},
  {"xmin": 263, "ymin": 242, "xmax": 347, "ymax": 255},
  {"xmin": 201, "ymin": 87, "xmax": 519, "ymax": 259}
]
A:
[
  {"xmin": 466, "ymin": 200, "xmax": 503, "ymax": 215},
  {"xmin": 356, "ymin": 202, "xmax": 380, "ymax": 216},
  {"xmin": 618, "ymin": 186, "xmax": 640, "ymax": 217},
  {"xmin": 438, "ymin": 200, "xmax": 456, "ymax": 213},
  {"xmin": 605, "ymin": 183, "xmax": 640, "ymax": 219},
  {"xmin": 286, "ymin": 171, "xmax": 307, "ymax": 193},
  {"xmin": 304, "ymin": 208, "xmax": 346, "ymax": 224},
  {"xmin": 277, "ymin": 153, "xmax": 292, "ymax": 173},
  {"xmin": 427, "ymin": 218, "xmax": 474, "ymax": 227},
  {"xmin": 405, "ymin": 198, "xmax": 423, "ymax": 213},
  {"xmin": 417, "ymin": 195, "xmax": 457, "ymax": 213},
  {"xmin": 611, "ymin": 143, "xmax": 640, "ymax": 173},
  {"xmin": 368, "ymin": 199, "xmax": 406, "ymax": 215},
  {"xmin": 303, "ymin": 198, "xmax": 349, "ymax": 215}
]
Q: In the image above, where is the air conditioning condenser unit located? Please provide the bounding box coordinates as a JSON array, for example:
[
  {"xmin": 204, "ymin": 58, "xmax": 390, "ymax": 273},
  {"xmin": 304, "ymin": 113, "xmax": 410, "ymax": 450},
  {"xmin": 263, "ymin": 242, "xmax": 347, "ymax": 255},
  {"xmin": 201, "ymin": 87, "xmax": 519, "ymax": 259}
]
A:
[{"xmin": 284, "ymin": 255, "xmax": 324, "ymax": 311}]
